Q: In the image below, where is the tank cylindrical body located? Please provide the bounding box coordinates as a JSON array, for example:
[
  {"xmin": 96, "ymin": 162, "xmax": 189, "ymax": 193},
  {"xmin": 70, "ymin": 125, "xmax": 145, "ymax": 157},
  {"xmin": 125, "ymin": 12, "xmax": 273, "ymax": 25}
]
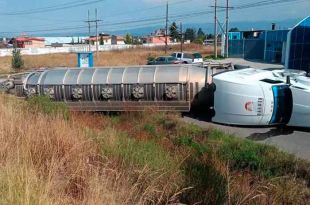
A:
[{"xmin": 21, "ymin": 65, "xmax": 207, "ymax": 112}]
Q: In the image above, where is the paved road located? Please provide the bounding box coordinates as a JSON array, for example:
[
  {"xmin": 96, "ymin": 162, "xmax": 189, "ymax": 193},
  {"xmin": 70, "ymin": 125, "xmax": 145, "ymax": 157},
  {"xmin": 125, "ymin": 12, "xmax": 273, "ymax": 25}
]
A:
[{"xmin": 182, "ymin": 116, "xmax": 310, "ymax": 161}]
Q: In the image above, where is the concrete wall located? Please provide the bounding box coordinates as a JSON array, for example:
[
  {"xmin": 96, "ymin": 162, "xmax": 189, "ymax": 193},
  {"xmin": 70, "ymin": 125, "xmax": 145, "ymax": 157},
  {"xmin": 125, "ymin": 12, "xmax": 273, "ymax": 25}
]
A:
[{"xmin": 0, "ymin": 43, "xmax": 181, "ymax": 57}]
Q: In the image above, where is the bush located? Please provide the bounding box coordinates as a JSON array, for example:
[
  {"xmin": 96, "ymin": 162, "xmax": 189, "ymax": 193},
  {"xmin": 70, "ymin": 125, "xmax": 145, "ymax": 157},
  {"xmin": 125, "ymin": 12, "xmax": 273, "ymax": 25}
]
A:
[
  {"xmin": 147, "ymin": 55, "xmax": 155, "ymax": 62},
  {"xmin": 204, "ymin": 55, "xmax": 225, "ymax": 60},
  {"xmin": 11, "ymin": 49, "xmax": 24, "ymax": 71}
]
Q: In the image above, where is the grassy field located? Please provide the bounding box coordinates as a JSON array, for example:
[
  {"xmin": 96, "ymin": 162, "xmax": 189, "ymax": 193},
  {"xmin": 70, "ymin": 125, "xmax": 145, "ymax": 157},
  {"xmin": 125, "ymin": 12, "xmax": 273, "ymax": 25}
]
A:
[
  {"xmin": 0, "ymin": 46, "xmax": 309, "ymax": 204},
  {"xmin": 0, "ymin": 94, "xmax": 309, "ymax": 205},
  {"xmin": 0, "ymin": 44, "xmax": 212, "ymax": 74}
]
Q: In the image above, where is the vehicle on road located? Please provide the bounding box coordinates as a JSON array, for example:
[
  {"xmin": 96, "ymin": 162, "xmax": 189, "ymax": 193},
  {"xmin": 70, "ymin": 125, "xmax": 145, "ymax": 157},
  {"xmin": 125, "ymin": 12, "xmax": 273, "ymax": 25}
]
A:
[
  {"xmin": 192, "ymin": 53, "xmax": 204, "ymax": 63},
  {"xmin": 171, "ymin": 52, "xmax": 203, "ymax": 64},
  {"xmin": 147, "ymin": 56, "xmax": 183, "ymax": 65},
  {"xmin": 171, "ymin": 52, "xmax": 193, "ymax": 64}
]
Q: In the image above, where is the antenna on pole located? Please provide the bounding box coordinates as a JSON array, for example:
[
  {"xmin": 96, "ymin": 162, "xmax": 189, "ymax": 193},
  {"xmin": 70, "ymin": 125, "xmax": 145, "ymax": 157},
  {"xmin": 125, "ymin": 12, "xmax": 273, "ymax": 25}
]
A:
[{"xmin": 165, "ymin": 1, "xmax": 169, "ymax": 54}]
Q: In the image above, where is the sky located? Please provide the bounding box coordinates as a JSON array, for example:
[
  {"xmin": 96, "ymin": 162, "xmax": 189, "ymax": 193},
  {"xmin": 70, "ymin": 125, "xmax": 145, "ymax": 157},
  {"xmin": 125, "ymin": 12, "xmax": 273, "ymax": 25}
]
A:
[{"xmin": 0, "ymin": 0, "xmax": 309, "ymax": 36}]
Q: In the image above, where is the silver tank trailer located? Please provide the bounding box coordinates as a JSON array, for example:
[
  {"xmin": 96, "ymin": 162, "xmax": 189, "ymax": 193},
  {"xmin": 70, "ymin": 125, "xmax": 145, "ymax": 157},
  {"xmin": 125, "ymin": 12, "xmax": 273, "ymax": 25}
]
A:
[{"xmin": 20, "ymin": 65, "xmax": 207, "ymax": 112}]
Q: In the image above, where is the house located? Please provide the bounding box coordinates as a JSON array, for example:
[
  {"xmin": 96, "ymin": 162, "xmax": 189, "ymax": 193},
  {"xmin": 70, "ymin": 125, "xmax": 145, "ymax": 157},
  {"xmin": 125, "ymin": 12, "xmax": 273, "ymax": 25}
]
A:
[
  {"xmin": 13, "ymin": 37, "xmax": 45, "ymax": 48},
  {"xmin": 44, "ymin": 36, "xmax": 88, "ymax": 46},
  {"xmin": 85, "ymin": 34, "xmax": 125, "ymax": 45},
  {"xmin": 0, "ymin": 37, "xmax": 8, "ymax": 48},
  {"xmin": 144, "ymin": 29, "xmax": 171, "ymax": 44},
  {"xmin": 111, "ymin": 36, "xmax": 125, "ymax": 45}
]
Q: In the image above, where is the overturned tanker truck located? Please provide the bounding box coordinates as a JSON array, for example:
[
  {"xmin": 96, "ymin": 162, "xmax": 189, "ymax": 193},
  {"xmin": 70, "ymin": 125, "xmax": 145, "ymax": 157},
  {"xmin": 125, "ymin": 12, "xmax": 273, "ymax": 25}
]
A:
[
  {"xmin": 7, "ymin": 65, "xmax": 209, "ymax": 112},
  {"xmin": 2, "ymin": 65, "xmax": 310, "ymax": 128}
]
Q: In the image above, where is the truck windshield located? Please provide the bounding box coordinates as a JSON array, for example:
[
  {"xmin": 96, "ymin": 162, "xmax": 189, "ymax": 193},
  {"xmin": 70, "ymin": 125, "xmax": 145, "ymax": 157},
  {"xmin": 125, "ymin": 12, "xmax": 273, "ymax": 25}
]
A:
[{"xmin": 270, "ymin": 85, "xmax": 293, "ymax": 124}]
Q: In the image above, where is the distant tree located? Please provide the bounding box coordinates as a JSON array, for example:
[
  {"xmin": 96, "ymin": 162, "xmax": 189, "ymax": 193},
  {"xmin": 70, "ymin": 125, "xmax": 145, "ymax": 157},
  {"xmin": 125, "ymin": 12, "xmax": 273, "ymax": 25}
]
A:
[
  {"xmin": 71, "ymin": 37, "xmax": 74, "ymax": 45},
  {"xmin": 11, "ymin": 48, "xmax": 24, "ymax": 71},
  {"xmin": 100, "ymin": 35, "xmax": 104, "ymax": 45},
  {"xmin": 194, "ymin": 28, "xmax": 206, "ymax": 44},
  {"xmin": 169, "ymin": 22, "xmax": 180, "ymax": 42},
  {"xmin": 124, "ymin": 33, "xmax": 133, "ymax": 44},
  {"xmin": 197, "ymin": 28, "xmax": 205, "ymax": 39},
  {"xmin": 206, "ymin": 34, "xmax": 214, "ymax": 39},
  {"xmin": 132, "ymin": 37, "xmax": 143, "ymax": 45},
  {"xmin": 77, "ymin": 37, "xmax": 80, "ymax": 44},
  {"xmin": 229, "ymin": 27, "xmax": 240, "ymax": 32},
  {"xmin": 184, "ymin": 28, "xmax": 196, "ymax": 42}
]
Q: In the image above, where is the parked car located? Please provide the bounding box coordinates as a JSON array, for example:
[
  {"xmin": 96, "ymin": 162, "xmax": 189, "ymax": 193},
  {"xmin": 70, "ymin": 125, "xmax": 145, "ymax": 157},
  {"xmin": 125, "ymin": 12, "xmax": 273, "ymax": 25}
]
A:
[
  {"xmin": 171, "ymin": 52, "xmax": 204, "ymax": 64},
  {"xmin": 147, "ymin": 56, "xmax": 183, "ymax": 65},
  {"xmin": 192, "ymin": 53, "xmax": 204, "ymax": 63},
  {"xmin": 171, "ymin": 52, "xmax": 194, "ymax": 64}
]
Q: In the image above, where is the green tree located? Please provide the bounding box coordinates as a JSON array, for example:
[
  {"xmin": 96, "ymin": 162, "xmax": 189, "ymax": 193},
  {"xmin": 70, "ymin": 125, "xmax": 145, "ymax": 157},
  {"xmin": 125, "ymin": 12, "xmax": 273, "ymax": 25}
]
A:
[
  {"xmin": 169, "ymin": 22, "xmax": 180, "ymax": 42},
  {"xmin": 197, "ymin": 28, "xmax": 205, "ymax": 39},
  {"xmin": 11, "ymin": 48, "xmax": 24, "ymax": 71},
  {"xmin": 184, "ymin": 28, "xmax": 196, "ymax": 42},
  {"xmin": 124, "ymin": 33, "xmax": 133, "ymax": 44},
  {"xmin": 229, "ymin": 27, "xmax": 240, "ymax": 32},
  {"xmin": 206, "ymin": 34, "xmax": 214, "ymax": 39},
  {"xmin": 194, "ymin": 28, "xmax": 206, "ymax": 44},
  {"xmin": 100, "ymin": 35, "xmax": 104, "ymax": 45}
]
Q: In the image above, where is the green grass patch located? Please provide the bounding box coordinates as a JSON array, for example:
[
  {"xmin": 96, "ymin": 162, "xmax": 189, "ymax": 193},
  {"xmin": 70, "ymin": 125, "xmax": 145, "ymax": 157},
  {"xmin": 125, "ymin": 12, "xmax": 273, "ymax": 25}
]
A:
[
  {"xmin": 207, "ymin": 130, "xmax": 300, "ymax": 177},
  {"xmin": 90, "ymin": 128, "xmax": 177, "ymax": 171},
  {"xmin": 26, "ymin": 95, "xmax": 69, "ymax": 120},
  {"xmin": 143, "ymin": 123, "xmax": 157, "ymax": 137}
]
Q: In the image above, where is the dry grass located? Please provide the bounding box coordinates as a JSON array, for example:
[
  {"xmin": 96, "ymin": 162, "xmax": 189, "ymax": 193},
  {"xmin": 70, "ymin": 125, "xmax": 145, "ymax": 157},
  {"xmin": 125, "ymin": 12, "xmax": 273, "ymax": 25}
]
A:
[
  {"xmin": 0, "ymin": 44, "xmax": 212, "ymax": 74},
  {"xmin": 0, "ymin": 95, "xmax": 185, "ymax": 205},
  {"xmin": 0, "ymin": 94, "xmax": 309, "ymax": 205}
]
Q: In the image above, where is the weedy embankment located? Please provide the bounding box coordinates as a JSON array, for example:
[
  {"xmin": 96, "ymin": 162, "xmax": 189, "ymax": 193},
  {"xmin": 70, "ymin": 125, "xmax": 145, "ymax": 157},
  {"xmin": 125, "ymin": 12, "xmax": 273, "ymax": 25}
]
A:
[{"xmin": 0, "ymin": 95, "xmax": 309, "ymax": 205}]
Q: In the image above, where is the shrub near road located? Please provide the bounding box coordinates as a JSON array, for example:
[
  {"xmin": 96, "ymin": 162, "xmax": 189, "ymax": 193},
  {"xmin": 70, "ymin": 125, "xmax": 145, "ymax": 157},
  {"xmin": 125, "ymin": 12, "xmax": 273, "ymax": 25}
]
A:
[{"xmin": 0, "ymin": 95, "xmax": 309, "ymax": 205}]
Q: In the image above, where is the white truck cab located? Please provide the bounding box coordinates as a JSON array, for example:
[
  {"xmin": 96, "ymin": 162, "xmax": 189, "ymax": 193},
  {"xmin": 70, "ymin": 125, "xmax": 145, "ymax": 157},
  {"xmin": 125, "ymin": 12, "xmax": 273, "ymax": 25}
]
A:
[{"xmin": 212, "ymin": 69, "xmax": 293, "ymax": 126}]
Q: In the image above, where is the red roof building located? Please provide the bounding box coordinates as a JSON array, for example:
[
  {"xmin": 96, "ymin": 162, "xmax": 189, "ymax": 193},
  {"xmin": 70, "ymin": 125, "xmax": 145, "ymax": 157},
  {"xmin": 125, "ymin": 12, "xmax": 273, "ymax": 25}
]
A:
[{"xmin": 14, "ymin": 37, "xmax": 45, "ymax": 48}]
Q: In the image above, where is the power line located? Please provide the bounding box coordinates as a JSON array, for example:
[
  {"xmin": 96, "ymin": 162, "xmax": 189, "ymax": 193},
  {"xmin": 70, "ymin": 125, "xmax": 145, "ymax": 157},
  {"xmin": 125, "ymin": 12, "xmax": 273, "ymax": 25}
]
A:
[
  {"xmin": 0, "ymin": 0, "xmax": 306, "ymax": 35},
  {"xmin": 0, "ymin": 0, "xmax": 105, "ymax": 16}
]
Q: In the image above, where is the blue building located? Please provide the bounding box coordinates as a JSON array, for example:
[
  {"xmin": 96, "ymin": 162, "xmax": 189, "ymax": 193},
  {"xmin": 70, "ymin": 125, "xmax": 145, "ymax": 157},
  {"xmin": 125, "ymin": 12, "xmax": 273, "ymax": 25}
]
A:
[
  {"xmin": 228, "ymin": 30, "xmax": 289, "ymax": 64},
  {"xmin": 285, "ymin": 16, "xmax": 310, "ymax": 73},
  {"xmin": 228, "ymin": 15, "xmax": 310, "ymax": 73}
]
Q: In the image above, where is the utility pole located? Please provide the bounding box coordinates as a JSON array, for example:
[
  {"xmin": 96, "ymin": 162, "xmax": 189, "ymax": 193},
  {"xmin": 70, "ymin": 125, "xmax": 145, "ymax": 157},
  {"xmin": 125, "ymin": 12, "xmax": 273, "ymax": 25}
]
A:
[
  {"xmin": 180, "ymin": 22, "xmax": 183, "ymax": 53},
  {"xmin": 225, "ymin": 0, "xmax": 229, "ymax": 58},
  {"xmin": 214, "ymin": 0, "xmax": 218, "ymax": 58},
  {"xmin": 95, "ymin": 8, "xmax": 99, "ymax": 58},
  {"xmin": 165, "ymin": 1, "xmax": 169, "ymax": 54},
  {"xmin": 85, "ymin": 9, "xmax": 102, "ymax": 55},
  {"xmin": 87, "ymin": 10, "xmax": 91, "ymax": 52}
]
